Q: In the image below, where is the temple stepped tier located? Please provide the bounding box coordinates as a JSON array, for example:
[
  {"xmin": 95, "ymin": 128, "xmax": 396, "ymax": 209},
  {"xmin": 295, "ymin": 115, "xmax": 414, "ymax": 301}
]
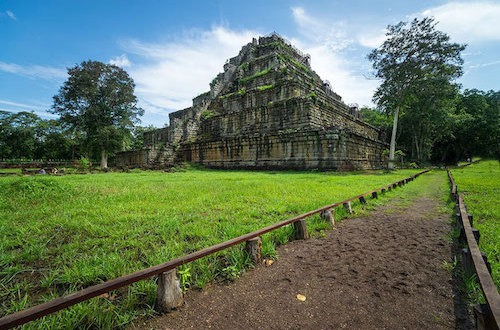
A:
[{"xmin": 117, "ymin": 33, "xmax": 387, "ymax": 170}]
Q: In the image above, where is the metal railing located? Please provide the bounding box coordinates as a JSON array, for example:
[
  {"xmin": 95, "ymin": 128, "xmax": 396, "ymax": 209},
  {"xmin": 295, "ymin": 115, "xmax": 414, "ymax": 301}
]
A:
[
  {"xmin": 0, "ymin": 169, "xmax": 429, "ymax": 329},
  {"xmin": 447, "ymin": 169, "xmax": 500, "ymax": 330}
]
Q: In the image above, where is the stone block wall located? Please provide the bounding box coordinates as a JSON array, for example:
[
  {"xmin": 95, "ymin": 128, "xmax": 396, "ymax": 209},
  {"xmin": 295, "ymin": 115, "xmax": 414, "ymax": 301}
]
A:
[
  {"xmin": 115, "ymin": 149, "xmax": 148, "ymax": 167},
  {"xmin": 181, "ymin": 128, "xmax": 385, "ymax": 170},
  {"xmin": 116, "ymin": 33, "xmax": 388, "ymax": 170},
  {"xmin": 144, "ymin": 128, "xmax": 170, "ymax": 148}
]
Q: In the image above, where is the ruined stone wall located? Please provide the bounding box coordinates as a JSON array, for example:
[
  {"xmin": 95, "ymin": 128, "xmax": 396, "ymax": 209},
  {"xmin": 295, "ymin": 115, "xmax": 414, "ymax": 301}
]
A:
[
  {"xmin": 169, "ymin": 100, "xmax": 210, "ymax": 144},
  {"xmin": 146, "ymin": 145, "xmax": 175, "ymax": 167},
  {"xmin": 182, "ymin": 129, "xmax": 385, "ymax": 170},
  {"xmin": 144, "ymin": 128, "xmax": 170, "ymax": 147},
  {"xmin": 116, "ymin": 33, "xmax": 387, "ymax": 170},
  {"xmin": 309, "ymin": 102, "xmax": 381, "ymax": 141},
  {"xmin": 115, "ymin": 149, "xmax": 148, "ymax": 167},
  {"xmin": 115, "ymin": 146, "xmax": 176, "ymax": 168},
  {"xmin": 198, "ymin": 97, "xmax": 311, "ymax": 140}
]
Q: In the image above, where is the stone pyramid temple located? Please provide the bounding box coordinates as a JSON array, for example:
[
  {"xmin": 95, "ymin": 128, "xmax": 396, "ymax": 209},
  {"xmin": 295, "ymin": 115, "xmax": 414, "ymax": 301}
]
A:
[{"xmin": 117, "ymin": 33, "xmax": 387, "ymax": 170}]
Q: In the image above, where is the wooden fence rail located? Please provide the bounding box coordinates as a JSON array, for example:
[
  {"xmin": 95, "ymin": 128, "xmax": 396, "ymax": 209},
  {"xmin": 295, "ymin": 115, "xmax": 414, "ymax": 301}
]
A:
[
  {"xmin": 447, "ymin": 169, "xmax": 500, "ymax": 330},
  {"xmin": 0, "ymin": 170, "xmax": 429, "ymax": 329}
]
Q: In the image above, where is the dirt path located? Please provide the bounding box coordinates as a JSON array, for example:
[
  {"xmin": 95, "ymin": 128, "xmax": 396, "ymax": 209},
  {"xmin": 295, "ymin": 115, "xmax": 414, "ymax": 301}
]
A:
[{"xmin": 135, "ymin": 172, "xmax": 472, "ymax": 329}]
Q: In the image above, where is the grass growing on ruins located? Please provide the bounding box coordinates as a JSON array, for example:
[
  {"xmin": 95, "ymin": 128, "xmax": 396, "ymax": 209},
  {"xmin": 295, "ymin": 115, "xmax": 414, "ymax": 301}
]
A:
[
  {"xmin": 0, "ymin": 167, "xmax": 422, "ymax": 328},
  {"xmin": 452, "ymin": 160, "xmax": 500, "ymax": 289}
]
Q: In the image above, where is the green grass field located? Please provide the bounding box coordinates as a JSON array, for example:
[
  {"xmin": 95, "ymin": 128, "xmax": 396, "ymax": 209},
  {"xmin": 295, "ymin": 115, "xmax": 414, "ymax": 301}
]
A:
[
  {"xmin": 0, "ymin": 167, "xmax": 422, "ymax": 328},
  {"xmin": 452, "ymin": 160, "xmax": 500, "ymax": 290}
]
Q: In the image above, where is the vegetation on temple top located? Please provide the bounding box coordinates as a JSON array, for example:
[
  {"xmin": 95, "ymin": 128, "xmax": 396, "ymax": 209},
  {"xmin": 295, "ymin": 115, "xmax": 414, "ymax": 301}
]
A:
[
  {"xmin": 256, "ymin": 84, "xmax": 275, "ymax": 92},
  {"xmin": 238, "ymin": 68, "xmax": 272, "ymax": 84}
]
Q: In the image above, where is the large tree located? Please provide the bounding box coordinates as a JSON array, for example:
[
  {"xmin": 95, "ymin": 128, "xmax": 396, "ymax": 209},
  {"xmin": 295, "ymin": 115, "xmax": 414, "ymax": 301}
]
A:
[
  {"xmin": 51, "ymin": 60, "xmax": 143, "ymax": 168},
  {"xmin": 368, "ymin": 17, "xmax": 465, "ymax": 168}
]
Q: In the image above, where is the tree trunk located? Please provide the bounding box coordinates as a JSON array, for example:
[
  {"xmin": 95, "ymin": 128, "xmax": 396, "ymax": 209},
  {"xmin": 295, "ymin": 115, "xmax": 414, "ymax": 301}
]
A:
[
  {"xmin": 414, "ymin": 133, "xmax": 420, "ymax": 161},
  {"xmin": 101, "ymin": 149, "xmax": 108, "ymax": 169},
  {"xmin": 388, "ymin": 106, "xmax": 399, "ymax": 169}
]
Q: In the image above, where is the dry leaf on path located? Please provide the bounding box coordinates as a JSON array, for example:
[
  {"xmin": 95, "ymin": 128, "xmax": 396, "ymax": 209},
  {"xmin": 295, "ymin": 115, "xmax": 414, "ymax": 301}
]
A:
[
  {"xmin": 264, "ymin": 259, "xmax": 274, "ymax": 267},
  {"xmin": 296, "ymin": 293, "xmax": 306, "ymax": 301}
]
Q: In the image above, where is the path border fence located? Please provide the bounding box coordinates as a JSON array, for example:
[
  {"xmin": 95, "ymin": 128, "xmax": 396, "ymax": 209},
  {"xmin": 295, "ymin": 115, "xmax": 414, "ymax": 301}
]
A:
[
  {"xmin": 447, "ymin": 169, "xmax": 500, "ymax": 330},
  {"xmin": 0, "ymin": 170, "xmax": 429, "ymax": 329}
]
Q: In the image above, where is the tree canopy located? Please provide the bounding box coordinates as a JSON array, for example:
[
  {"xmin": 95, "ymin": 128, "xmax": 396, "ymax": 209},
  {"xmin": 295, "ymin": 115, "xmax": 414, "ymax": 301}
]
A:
[
  {"xmin": 50, "ymin": 60, "xmax": 143, "ymax": 168},
  {"xmin": 368, "ymin": 17, "xmax": 466, "ymax": 166},
  {"xmin": 0, "ymin": 111, "xmax": 75, "ymax": 160}
]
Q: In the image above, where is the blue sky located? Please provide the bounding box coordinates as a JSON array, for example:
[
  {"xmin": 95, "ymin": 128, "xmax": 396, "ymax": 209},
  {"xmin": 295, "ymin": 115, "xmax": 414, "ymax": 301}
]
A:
[{"xmin": 1, "ymin": 1, "xmax": 499, "ymax": 127}]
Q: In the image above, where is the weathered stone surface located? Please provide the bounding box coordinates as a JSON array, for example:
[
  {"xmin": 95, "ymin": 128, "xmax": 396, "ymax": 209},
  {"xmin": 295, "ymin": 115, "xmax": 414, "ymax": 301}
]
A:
[{"xmin": 116, "ymin": 33, "xmax": 387, "ymax": 170}]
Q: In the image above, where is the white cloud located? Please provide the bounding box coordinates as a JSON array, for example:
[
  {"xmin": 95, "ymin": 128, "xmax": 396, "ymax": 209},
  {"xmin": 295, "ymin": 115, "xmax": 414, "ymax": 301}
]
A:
[
  {"xmin": 122, "ymin": 26, "xmax": 260, "ymax": 117},
  {"xmin": 109, "ymin": 54, "xmax": 131, "ymax": 68},
  {"xmin": 0, "ymin": 61, "xmax": 67, "ymax": 80},
  {"xmin": 291, "ymin": 7, "xmax": 377, "ymax": 106},
  {"xmin": 357, "ymin": 30, "xmax": 386, "ymax": 49},
  {"xmin": 421, "ymin": 1, "xmax": 500, "ymax": 43},
  {"xmin": 0, "ymin": 99, "xmax": 57, "ymax": 118},
  {"xmin": 0, "ymin": 99, "xmax": 40, "ymax": 109},
  {"xmin": 300, "ymin": 42, "xmax": 378, "ymax": 107},
  {"xmin": 357, "ymin": 1, "xmax": 500, "ymax": 50},
  {"xmin": 6, "ymin": 10, "xmax": 16, "ymax": 20},
  {"xmin": 291, "ymin": 6, "xmax": 352, "ymax": 51},
  {"xmin": 469, "ymin": 60, "xmax": 500, "ymax": 69}
]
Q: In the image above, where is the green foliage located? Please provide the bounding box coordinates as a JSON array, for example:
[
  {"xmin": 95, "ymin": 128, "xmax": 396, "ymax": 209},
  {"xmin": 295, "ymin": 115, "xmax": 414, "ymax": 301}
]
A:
[
  {"xmin": 359, "ymin": 107, "xmax": 393, "ymax": 140},
  {"xmin": 200, "ymin": 110, "xmax": 216, "ymax": 120},
  {"xmin": 0, "ymin": 168, "xmax": 422, "ymax": 327},
  {"xmin": 368, "ymin": 17, "xmax": 466, "ymax": 163},
  {"xmin": 79, "ymin": 156, "xmax": 91, "ymax": 171},
  {"xmin": 256, "ymin": 84, "xmax": 274, "ymax": 92},
  {"xmin": 452, "ymin": 160, "xmax": 500, "ymax": 289},
  {"xmin": 0, "ymin": 111, "xmax": 75, "ymax": 160},
  {"xmin": 237, "ymin": 87, "xmax": 246, "ymax": 95},
  {"xmin": 432, "ymin": 89, "xmax": 500, "ymax": 163},
  {"xmin": 238, "ymin": 62, "xmax": 249, "ymax": 71},
  {"xmin": 177, "ymin": 266, "xmax": 192, "ymax": 292},
  {"xmin": 306, "ymin": 92, "xmax": 317, "ymax": 102},
  {"xmin": 239, "ymin": 68, "xmax": 271, "ymax": 84},
  {"xmin": 277, "ymin": 53, "xmax": 309, "ymax": 72},
  {"xmin": 219, "ymin": 92, "xmax": 234, "ymax": 99},
  {"xmin": 50, "ymin": 60, "xmax": 144, "ymax": 168},
  {"xmin": 126, "ymin": 125, "xmax": 157, "ymax": 150}
]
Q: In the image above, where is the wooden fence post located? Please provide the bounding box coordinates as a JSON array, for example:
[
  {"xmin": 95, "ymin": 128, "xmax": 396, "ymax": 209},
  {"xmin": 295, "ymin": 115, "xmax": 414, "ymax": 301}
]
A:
[
  {"xmin": 293, "ymin": 220, "xmax": 309, "ymax": 240},
  {"xmin": 474, "ymin": 304, "xmax": 495, "ymax": 330},
  {"xmin": 482, "ymin": 252, "xmax": 492, "ymax": 274},
  {"xmin": 343, "ymin": 202, "xmax": 352, "ymax": 214},
  {"xmin": 321, "ymin": 209, "xmax": 335, "ymax": 227},
  {"xmin": 461, "ymin": 248, "xmax": 473, "ymax": 277},
  {"xmin": 371, "ymin": 191, "xmax": 378, "ymax": 199},
  {"xmin": 359, "ymin": 196, "xmax": 367, "ymax": 204},
  {"xmin": 472, "ymin": 228, "xmax": 480, "ymax": 244},
  {"xmin": 245, "ymin": 237, "xmax": 262, "ymax": 264},
  {"xmin": 157, "ymin": 270, "xmax": 184, "ymax": 312}
]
